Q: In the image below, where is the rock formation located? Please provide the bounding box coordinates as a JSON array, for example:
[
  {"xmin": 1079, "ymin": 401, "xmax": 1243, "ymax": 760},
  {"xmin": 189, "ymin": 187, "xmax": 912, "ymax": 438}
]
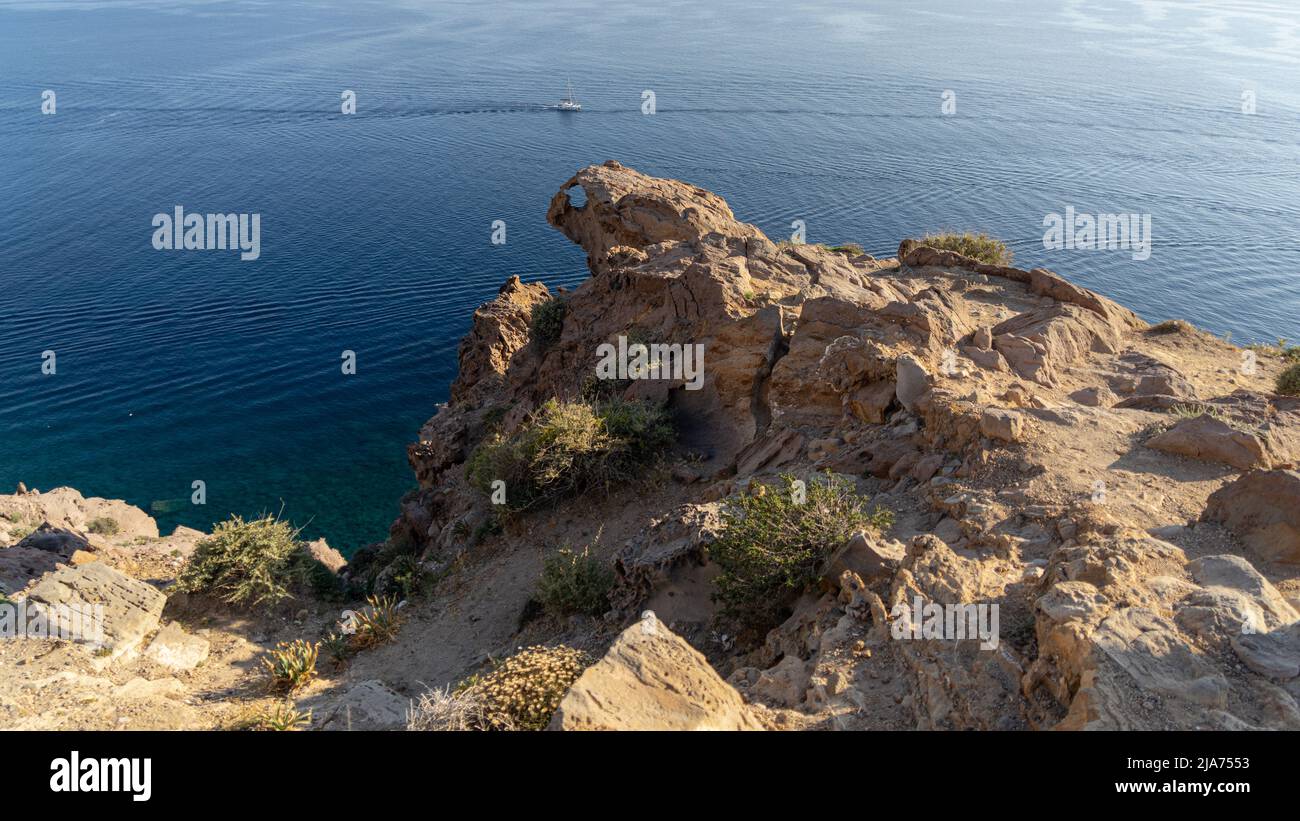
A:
[
  {"xmin": 3, "ymin": 162, "xmax": 1298, "ymax": 731},
  {"xmin": 550, "ymin": 612, "xmax": 762, "ymax": 730}
]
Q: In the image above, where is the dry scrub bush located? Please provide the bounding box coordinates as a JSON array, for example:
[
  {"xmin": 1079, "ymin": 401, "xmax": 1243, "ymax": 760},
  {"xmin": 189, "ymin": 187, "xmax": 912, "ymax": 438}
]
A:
[
  {"xmin": 177, "ymin": 514, "xmax": 305, "ymax": 607},
  {"xmin": 530, "ymin": 297, "xmax": 567, "ymax": 346},
  {"xmin": 87, "ymin": 517, "xmax": 120, "ymax": 536},
  {"xmin": 1277, "ymin": 363, "xmax": 1300, "ymax": 397},
  {"xmin": 710, "ymin": 473, "xmax": 893, "ymax": 633},
  {"xmin": 467, "ymin": 398, "xmax": 672, "ymax": 511},
  {"xmin": 1147, "ymin": 319, "xmax": 1195, "ymax": 335},
  {"xmin": 917, "ymin": 231, "xmax": 1012, "ymax": 265},
  {"xmin": 537, "ymin": 544, "xmax": 614, "ymax": 617},
  {"xmin": 466, "ymin": 645, "xmax": 593, "ymax": 731},
  {"xmin": 406, "ymin": 686, "xmax": 512, "ymax": 731}
]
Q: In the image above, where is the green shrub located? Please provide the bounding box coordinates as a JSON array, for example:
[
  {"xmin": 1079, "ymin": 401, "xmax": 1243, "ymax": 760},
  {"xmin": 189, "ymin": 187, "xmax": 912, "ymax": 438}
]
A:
[
  {"xmin": 390, "ymin": 554, "xmax": 431, "ymax": 599},
  {"xmin": 472, "ymin": 514, "xmax": 503, "ymax": 543},
  {"xmin": 709, "ymin": 473, "xmax": 893, "ymax": 633},
  {"xmin": 176, "ymin": 514, "xmax": 307, "ymax": 607},
  {"xmin": 916, "ymin": 231, "xmax": 1012, "ymax": 266},
  {"xmin": 465, "ymin": 645, "xmax": 593, "ymax": 731},
  {"xmin": 822, "ymin": 243, "xmax": 865, "ymax": 255},
  {"xmin": 262, "ymin": 639, "xmax": 319, "ymax": 693},
  {"xmin": 1277, "ymin": 363, "xmax": 1300, "ymax": 396},
  {"xmin": 481, "ymin": 405, "xmax": 508, "ymax": 431},
  {"xmin": 530, "ymin": 297, "xmax": 567, "ymax": 347},
  {"xmin": 87, "ymin": 517, "xmax": 120, "ymax": 536},
  {"xmin": 466, "ymin": 398, "xmax": 673, "ymax": 511},
  {"xmin": 598, "ymin": 396, "xmax": 675, "ymax": 454},
  {"xmin": 537, "ymin": 545, "xmax": 614, "ymax": 617}
]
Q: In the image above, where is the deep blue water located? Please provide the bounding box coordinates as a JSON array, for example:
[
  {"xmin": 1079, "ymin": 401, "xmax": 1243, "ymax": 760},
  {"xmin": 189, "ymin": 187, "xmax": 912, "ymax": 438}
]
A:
[{"xmin": 2, "ymin": 0, "xmax": 1299, "ymax": 553}]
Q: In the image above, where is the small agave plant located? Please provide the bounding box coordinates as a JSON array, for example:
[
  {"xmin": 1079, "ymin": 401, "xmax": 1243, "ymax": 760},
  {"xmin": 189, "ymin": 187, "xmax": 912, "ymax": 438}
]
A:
[{"xmin": 262, "ymin": 639, "xmax": 319, "ymax": 693}]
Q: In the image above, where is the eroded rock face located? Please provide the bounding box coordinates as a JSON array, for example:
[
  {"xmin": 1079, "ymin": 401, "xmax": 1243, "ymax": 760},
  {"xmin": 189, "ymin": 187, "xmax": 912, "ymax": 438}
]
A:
[
  {"xmin": 6, "ymin": 164, "xmax": 1300, "ymax": 734},
  {"xmin": 547, "ymin": 160, "xmax": 765, "ymax": 273},
  {"xmin": 992, "ymin": 304, "xmax": 1119, "ymax": 387},
  {"xmin": 26, "ymin": 562, "xmax": 166, "ymax": 663},
  {"xmin": 1026, "ymin": 537, "xmax": 1300, "ymax": 729},
  {"xmin": 399, "ymin": 163, "xmax": 1157, "ymax": 560},
  {"xmin": 451, "ymin": 275, "xmax": 551, "ymax": 406},
  {"xmin": 0, "ymin": 487, "xmax": 158, "ymax": 549},
  {"xmin": 0, "ymin": 489, "xmax": 166, "ymax": 596},
  {"xmin": 550, "ymin": 613, "xmax": 762, "ymax": 730},
  {"xmin": 0, "ymin": 526, "xmax": 92, "ymax": 595},
  {"xmin": 402, "ymin": 162, "xmax": 946, "ymax": 551},
  {"xmin": 407, "ymin": 276, "xmax": 551, "ymax": 493},
  {"xmin": 1202, "ymin": 470, "xmax": 1300, "ymax": 563},
  {"xmin": 885, "ymin": 535, "xmax": 1027, "ymax": 729},
  {"xmin": 373, "ymin": 163, "xmax": 1300, "ymax": 733}
]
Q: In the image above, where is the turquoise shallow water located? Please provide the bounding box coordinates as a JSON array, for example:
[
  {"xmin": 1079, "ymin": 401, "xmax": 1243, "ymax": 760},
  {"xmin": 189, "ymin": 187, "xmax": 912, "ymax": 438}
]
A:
[{"xmin": 2, "ymin": 0, "xmax": 1298, "ymax": 553}]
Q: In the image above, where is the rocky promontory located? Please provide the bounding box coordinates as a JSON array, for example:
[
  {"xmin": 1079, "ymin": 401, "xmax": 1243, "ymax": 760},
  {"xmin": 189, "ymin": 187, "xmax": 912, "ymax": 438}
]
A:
[{"xmin": 3, "ymin": 162, "xmax": 1298, "ymax": 731}]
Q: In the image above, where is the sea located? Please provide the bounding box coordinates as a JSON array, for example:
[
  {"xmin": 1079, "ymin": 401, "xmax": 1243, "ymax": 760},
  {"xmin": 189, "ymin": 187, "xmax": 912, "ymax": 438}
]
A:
[{"xmin": 2, "ymin": 0, "xmax": 1298, "ymax": 552}]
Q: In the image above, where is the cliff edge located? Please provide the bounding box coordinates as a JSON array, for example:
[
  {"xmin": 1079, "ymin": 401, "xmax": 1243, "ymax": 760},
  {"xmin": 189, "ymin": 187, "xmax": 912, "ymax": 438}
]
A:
[{"xmin": 3, "ymin": 161, "xmax": 1298, "ymax": 731}]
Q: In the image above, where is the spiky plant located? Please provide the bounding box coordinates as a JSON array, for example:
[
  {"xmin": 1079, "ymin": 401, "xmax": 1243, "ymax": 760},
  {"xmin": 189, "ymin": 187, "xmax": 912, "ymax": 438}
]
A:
[
  {"xmin": 262, "ymin": 639, "xmax": 319, "ymax": 693},
  {"xmin": 350, "ymin": 594, "xmax": 403, "ymax": 650},
  {"xmin": 248, "ymin": 703, "xmax": 311, "ymax": 731}
]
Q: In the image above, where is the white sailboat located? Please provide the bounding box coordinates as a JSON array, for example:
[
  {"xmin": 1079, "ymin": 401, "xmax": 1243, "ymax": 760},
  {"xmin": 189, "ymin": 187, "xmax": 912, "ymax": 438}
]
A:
[{"xmin": 555, "ymin": 80, "xmax": 581, "ymax": 111}]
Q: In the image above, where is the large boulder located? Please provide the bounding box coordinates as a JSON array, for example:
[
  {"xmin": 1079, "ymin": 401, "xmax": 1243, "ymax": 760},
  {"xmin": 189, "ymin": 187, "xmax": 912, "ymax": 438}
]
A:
[
  {"xmin": 1201, "ymin": 470, "xmax": 1300, "ymax": 563},
  {"xmin": 825, "ymin": 531, "xmax": 905, "ymax": 582},
  {"xmin": 304, "ymin": 538, "xmax": 347, "ymax": 575},
  {"xmin": 1147, "ymin": 415, "xmax": 1280, "ymax": 471},
  {"xmin": 980, "ymin": 408, "xmax": 1026, "ymax": 443},
  {"xmin": 25, "ymin": 562, "xmax": 166, "ymax": 663},
  {"xmin": 992, "ymin": 304, "xmax": 1119, "ymax": 387},
  {"xmin": 550, "ymin": 613, "xmax": 762, "ymax": 730}
]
